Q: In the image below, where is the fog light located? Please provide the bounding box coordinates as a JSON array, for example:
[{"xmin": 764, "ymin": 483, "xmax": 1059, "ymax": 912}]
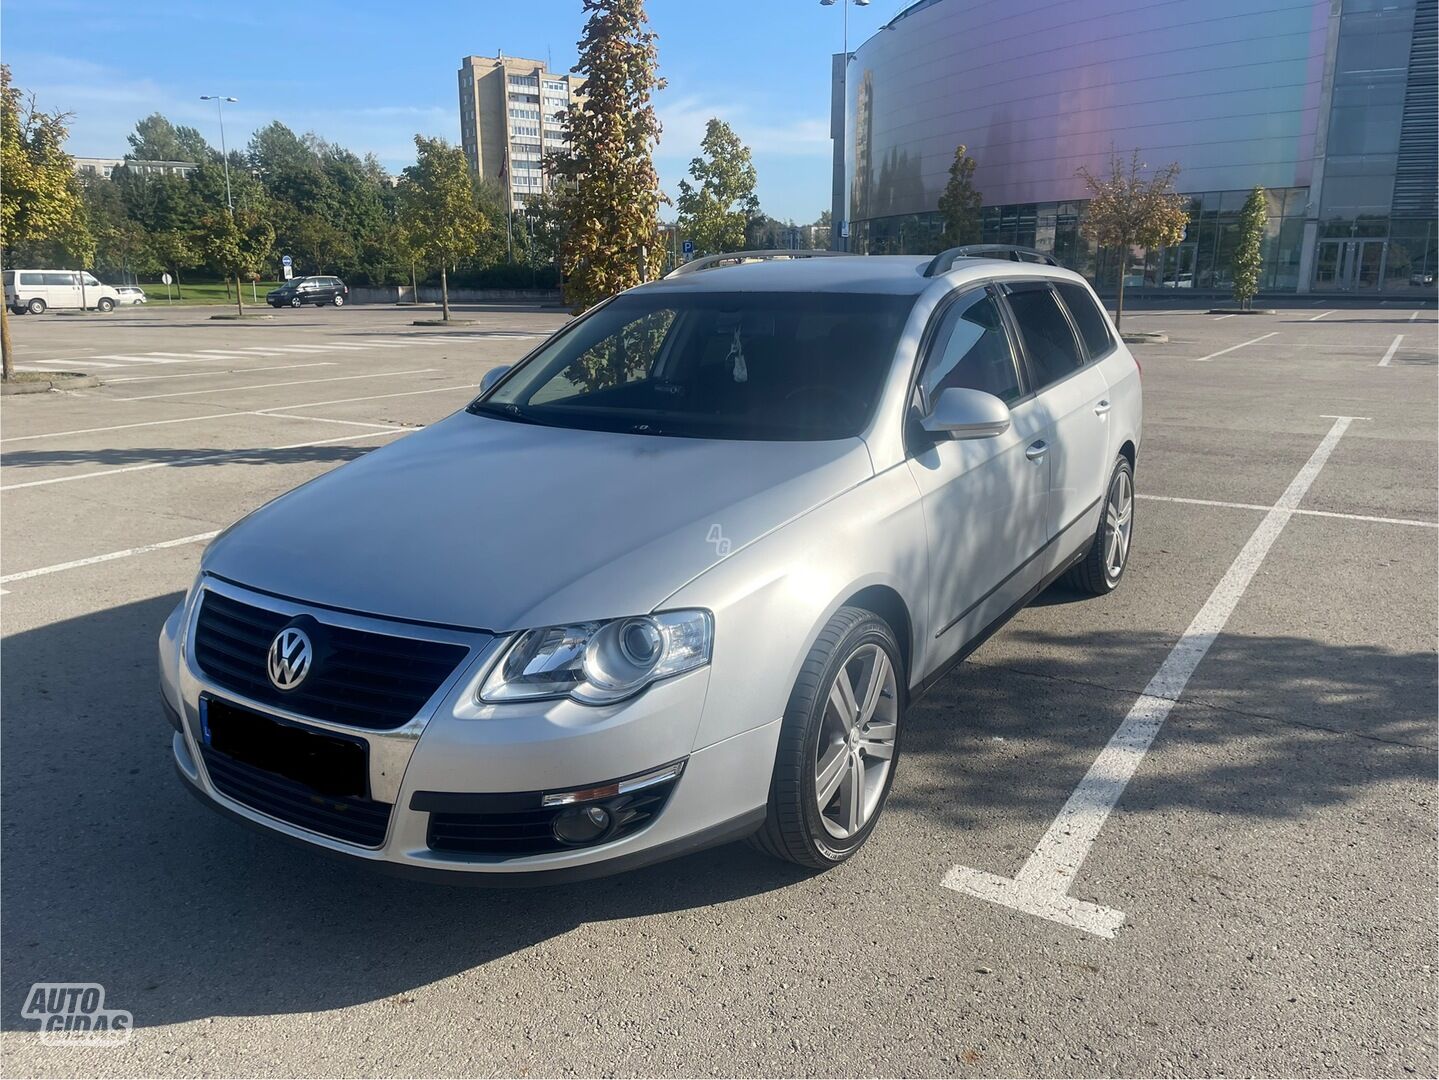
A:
[{"xmin": 553, "ymin": 804, "xmax": 611, "ymax": 845}]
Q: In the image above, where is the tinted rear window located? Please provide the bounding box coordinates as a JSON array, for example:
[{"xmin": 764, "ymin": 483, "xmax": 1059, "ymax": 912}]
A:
[
  {"xmin": 1006, "ymin": 283, "xmax": 1083, "ymax": 389},
  {"xmin": 1055, "ymin": 281, "xmax": 1114, "ymax": 358}
]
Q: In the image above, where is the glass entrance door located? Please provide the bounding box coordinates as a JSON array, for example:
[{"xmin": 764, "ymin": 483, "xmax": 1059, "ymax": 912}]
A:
[
  {"xmin": 1315, "ymin": 240, "xmax": 1387, "ymax": 290},
  {"xmin": 1160, "ymin": 243, "xmax": 1197, "ymax": 289}
]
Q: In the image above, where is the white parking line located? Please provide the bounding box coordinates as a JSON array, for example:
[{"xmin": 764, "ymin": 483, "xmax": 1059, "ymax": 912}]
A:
[
  {"xmin": 1213, "ymin": 313, "xmax": 1236, "ymax": 320},
  {"xmin": 0, "ymin": 531, "xmax": 221, "ymax": 585},
  {"xmin": 1409, "ymin": 311, "xmax": 1420, "ymax": 322},
  {"xmin": 1378, "ymin": 334, "xmax": 1404, "ymax": 367},
  {"xmin": 105, "ymin": 362, "xmax": 336, "ymax": 385},
  {"xmin": 111, "ymin": 368, "xmax": 437, "ymax": 401},
  {"xmin": 1191, "ymin": 332, "xmax": 1278, "ymax": 362},
  {"xmin": 1309, "ymin": 310, "xmax": 1334, "ymax": 321},
  {"xmin": 17, "ymin": 359, "xmax": 125, "ymax": 370},
  {"xmin": 943, "ymin": 416, "xmax": 1361, "ymax": 938},
  {"xmin": 1138, "ymin": 493, "xmax": 1437, "ymax": 529},
  {"xmin": 1, "ymin": 429, "xmax": 407, "ymax": 491},
  {"xmin": 1, "ymin": 383, "xmax": 469, "ymax": 444}
]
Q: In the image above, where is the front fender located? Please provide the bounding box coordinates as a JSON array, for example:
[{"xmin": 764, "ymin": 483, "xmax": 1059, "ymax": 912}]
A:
[{"xmin": 664, "ymin": 464, "xmax": 929, "ymax": 751}]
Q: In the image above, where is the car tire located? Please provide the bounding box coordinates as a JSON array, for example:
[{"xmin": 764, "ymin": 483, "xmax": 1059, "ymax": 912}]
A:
[
  {"xmin": 27, "ymin": 298, "xmax": 45, "ymax": 315},
  {"xmin": 750, "ymin": 606, "xmax": 903, "ymax": 869},
  {"xmin": 333, "ymin": 295, "xmax": 345, "ymax": 307},
  {"xmin": 290, "ymin": 296, "xmax": 302, "ymax": 308},
  {"xmin": 96, "ymin": 297, "xmax": 114, "ymax": 313},
  {"xmin": 1064, "ymin": 454, "xmax": 1135, "ymax": 595}
]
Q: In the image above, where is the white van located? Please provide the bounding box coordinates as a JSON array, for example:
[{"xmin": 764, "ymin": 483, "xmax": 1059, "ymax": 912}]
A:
[{"xmin": 3, "ymin": 270, "xmax": 123, "ymax": 314}]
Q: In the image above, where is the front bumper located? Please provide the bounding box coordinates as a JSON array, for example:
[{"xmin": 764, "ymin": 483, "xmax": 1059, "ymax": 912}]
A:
[{"xmin": 161, "ymin": 577, "xmax": 777, "ymax": 881}]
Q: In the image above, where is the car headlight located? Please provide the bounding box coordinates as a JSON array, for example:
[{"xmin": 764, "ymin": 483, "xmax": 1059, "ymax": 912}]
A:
[{"xmin": 480, "ymin": 610, "xmax": 713, "ymax": 706}]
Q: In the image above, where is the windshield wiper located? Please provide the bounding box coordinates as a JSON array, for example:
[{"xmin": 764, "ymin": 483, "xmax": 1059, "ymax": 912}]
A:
[{"xmin": 467, "ymin": 401, "xmax": 541, "ymax": 425}]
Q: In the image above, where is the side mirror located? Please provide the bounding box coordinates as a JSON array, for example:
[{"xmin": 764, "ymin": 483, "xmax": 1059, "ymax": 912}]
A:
[
  {"xmin": 479, "ymin": 365, "xmax": 511, "ymax": 394},
  {"xmin": 919, "ymin": 387, "xmax": 1011, "ymax": 439}
]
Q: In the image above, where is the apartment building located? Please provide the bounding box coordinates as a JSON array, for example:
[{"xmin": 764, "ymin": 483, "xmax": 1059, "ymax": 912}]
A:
[
  {"xmin": 457, "ymin": 54, "xmax": 586, "ymax": 209},
  {"xmin": 73, "ymin": 157, "xmax": 199, "ymax": 180}
]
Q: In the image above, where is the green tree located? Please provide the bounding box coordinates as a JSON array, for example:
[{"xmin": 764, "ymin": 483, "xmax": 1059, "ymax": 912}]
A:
[
  {"xmin": 548, "ymin": 0, "xmax": 665, "ymax": 310},
  {"xmin": 199, "ymin": 206, "xmax": 274, "ymax": 317},
  {"xmin": 398, "ymin": 134, "xmax": 489, "ymax": 321},
  {"xmin": 938, "ymin": 143, "xmax": 982, "ymax": 247},
  {"xmin": 1076, "ymin": 150, "xmax": 1189, "ymax": 329},
  {"xmin": 291, "ymin": 214, "xmax": 354, "ymax": 276},
  {"xmin": 1, "ymin": 65, "xmax": 93, "ymax": 378},
  {"xmin": 813, "ymin": 209, "xmax": 833, "ymax": 251},
  {"xmin": 676, "ymin": 118, "xmax": 758, "ymax": 255},
  {"xmin": 127, "ymin": 113, "xmax": 212, "ymax": 162},
  {"xmin": 1230, "ymin": 186, "xmax": 1267, "ymax": 310}
]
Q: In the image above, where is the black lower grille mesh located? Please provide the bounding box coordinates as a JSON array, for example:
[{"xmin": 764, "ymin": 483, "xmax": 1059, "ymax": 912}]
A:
[
  {"xmin": 202, "ymin": 748, "xmax": 392, "ymax": 847},
  {"xmin": 193, "ymin": 590, "xmax": 470, "ymax": 730}
]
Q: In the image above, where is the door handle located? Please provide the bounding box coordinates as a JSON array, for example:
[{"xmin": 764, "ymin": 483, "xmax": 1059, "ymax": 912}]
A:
[
  {"xmin": 1025, "ymin": 440, "xmax": 1048, "ymax": 462},
  {"xmin": 1094, "ymin": 399, "xmax": 1112, "ymax": 415}
]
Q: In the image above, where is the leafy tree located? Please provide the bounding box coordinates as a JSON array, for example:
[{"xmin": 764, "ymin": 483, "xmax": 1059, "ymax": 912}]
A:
[
  {"xmin": 291, "ymin": 215, "xmax": 354, "ymax": 276},
  {"xmin": 127, "ymin": 113, "xmax": 212, "ymax": 162},
  {"xmin": 81, "ymin": 176, "xmax": 156, "ymax": 281},
  {"xmin": 813, "ymin": 209, "xmax": 833, "ymax": 251},
  {"xmin": 676, "ymin": 118, "xmax": 758, "ymax": 255},
  {"xmin": 548, "ymin": 0, "xmax": 665, "ymax": 311},
  {"xmin": 1076, "ymin": 150, "xmax": 1189, "ymax": 328},
  {"xmin": 398, "ymin": 135, "xmax": 489, "ymax": 321},
  {"xmin": 199, "ymin": 206, "xmax": 274, "ymax": 316},
  {"xmin": 1230, "ymin": 186, "xmax": 1267, "ymax": 310},
  {"xmin": 938, "ymin": 143, "xmax": 982, "ymax": 247},
  {"xmin": 0, "ymin": 65, "xmax": 92, "ymax": 378}
]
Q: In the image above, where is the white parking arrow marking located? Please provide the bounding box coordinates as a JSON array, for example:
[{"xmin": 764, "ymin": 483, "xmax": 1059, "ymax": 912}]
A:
[{"xmin": 942, "ymin": 415, "xmax": 1361, "ymax": 937}]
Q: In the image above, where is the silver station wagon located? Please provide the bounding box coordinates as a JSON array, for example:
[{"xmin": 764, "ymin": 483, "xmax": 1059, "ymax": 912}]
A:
[{"xmin": 160, "ymin": 247, "xmax": 1142, "ymax": 882}]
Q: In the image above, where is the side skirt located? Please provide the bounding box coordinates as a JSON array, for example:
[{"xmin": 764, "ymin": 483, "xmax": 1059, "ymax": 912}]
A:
[{"xmin": 911, "ymin": 541, "xmax": 1089, "ymax": 705}]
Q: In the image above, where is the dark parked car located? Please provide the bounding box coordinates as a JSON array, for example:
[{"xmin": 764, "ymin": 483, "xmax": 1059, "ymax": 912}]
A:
[{"xmin": 268, "ymin": 276, "xmax": 348, "ymax": 308}]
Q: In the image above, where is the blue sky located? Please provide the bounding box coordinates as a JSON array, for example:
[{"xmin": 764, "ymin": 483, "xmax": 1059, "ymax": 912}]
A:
[{"xmin": 2, "ymin": 0, "xmax": 904, "ymax": 223}]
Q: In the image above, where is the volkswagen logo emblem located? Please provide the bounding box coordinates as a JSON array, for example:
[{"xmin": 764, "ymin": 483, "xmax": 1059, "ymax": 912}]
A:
[{"xmin": 267, "ymin": 627, "xmax": 313, "ymax": 691}]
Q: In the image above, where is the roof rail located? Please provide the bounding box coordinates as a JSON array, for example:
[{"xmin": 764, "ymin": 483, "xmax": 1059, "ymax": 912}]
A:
[
  {"xmin": 923, "ymin": 244, "xmax": 1059, "ymax": 277},
  {"xmin": 664, "ymin": 249, "xmax": 854, "ymax": 278}
]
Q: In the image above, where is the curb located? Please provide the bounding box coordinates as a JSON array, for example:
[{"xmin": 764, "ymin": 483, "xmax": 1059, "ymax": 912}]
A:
[
  {"xmin": 1, "ymin": 373, "xmax": 101, "ymax": 395},
  {"xmin": 1206, "ymin": 308, "xmax": 1276, "ymax": 315},
  {"xmin": 1120, "ymin": 331, "xmax": 1169, "ymax": 344},
  {"xmin": 412, "ymin": 318, "xmax": 477, "ymax": 326}
]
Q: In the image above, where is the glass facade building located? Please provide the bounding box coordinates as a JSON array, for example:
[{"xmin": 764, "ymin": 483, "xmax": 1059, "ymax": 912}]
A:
[{"xmin": 834, "ymin": 0, "xmax": 1437, "ymax": 293}]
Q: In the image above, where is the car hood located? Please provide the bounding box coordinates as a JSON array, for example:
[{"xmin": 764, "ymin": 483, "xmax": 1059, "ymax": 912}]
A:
[{"xmin": 203, "ymin": 412, "xmax": 873, "ymax": 631}]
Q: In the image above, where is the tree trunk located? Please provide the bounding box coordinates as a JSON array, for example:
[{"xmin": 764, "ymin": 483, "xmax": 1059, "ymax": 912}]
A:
[
  {"xmin": 234, "ymin": 274, "xmax": 243, "ymax": 317},
  {"xmin": 440, "ymin": 265, "xmax": 450, "ymax": 322},
  {"xmin": 1, "ymin": 297, "xmax": 13, "ymax": 382},
  {"xmin": 1113, "ymin": 244, "xmax": 1126, "ymax": 330}
]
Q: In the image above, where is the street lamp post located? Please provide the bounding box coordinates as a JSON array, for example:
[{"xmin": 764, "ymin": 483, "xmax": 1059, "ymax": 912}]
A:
[
  {"xmin": 821, "ymin": 0, "xmax": 869, "ymax": 252},
  {"xmin": 820, "ymin": 0, "xmax": 870, "ymax": 62},
  {"xmin": 200, "ymin": 95, "xmax": 238, "ymax": 213}
]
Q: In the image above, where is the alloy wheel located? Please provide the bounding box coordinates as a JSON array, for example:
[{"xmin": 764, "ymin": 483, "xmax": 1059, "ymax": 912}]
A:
[
  {"xmin": 1105, "ymin": 468, "xmax": 1133, "ymax": 579},
  {"xmin": 814, "ymin": 643, "xmax": 898, "ymax": 839}
]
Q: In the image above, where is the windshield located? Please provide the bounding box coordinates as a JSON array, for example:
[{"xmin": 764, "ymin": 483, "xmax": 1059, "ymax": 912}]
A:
[{"xmin": 470, "ymin": 291, "xmax": 911, "ymax": 440}]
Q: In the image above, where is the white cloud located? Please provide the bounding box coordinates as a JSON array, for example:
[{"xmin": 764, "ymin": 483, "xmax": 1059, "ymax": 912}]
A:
[{"xmin": 7, "ymin": 53, "xmax": 455, "ymax": 171}]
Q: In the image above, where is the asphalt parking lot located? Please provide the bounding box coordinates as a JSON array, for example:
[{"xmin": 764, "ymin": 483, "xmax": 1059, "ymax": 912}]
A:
[{"xmin": 1, "ymin": 297, "xmax": 1435, "ymax": 1078}]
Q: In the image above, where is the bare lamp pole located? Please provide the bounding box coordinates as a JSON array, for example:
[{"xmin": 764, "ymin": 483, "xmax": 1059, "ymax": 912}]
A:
[
  {"xmin": 200, "ymin": 95, "xmax": 238, "ymax": 213},
  {"xmin": 821, "ymin": 0, "xmax": 869, "ymax": 252},
  {"xmin": 820, "ymin": 0, "xmax": 870, "ymax": 62}
]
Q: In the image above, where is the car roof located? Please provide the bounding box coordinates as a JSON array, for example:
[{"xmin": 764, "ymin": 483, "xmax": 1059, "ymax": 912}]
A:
[
  {"xmin": 637, "ymin": 254, "xmax": 1088, "ymax": 297},
  {"xmin": 642, "ymin": 256, "xmax": 934, "ymax": 295}
]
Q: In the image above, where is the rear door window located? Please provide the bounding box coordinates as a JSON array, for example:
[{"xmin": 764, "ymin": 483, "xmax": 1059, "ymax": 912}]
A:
[
  {"xmin": 1004, "ymin": 282, "xmax": 1084, "ymax": 390},
  {"xmin": 918, "ymin": 288, "xmax": 1024, "ymax": 409},
  {"xmin": 1054, "ymin": 281, "xmax": 1114, "ymax": 359},
  {"xmin": 19, "ymin": 273, "xmax": 43, "ymax": 286}
]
